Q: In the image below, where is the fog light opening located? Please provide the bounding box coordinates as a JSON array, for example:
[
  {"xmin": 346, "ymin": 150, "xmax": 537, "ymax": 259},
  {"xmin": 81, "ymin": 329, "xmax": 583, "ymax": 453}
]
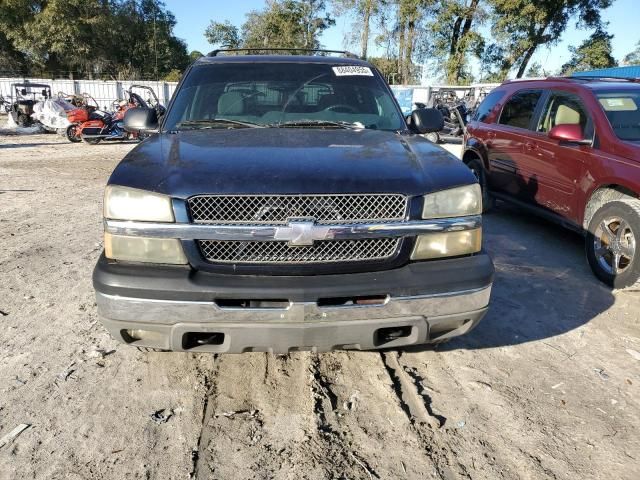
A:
[
  {"xmin": 121, "ymin": 329, "xmax": 165, "ymax": 345},
  {"xmin": 182, "ymin": 332, "xmax": 225, "ymax": 350},
  {"xmin": 374, "ymin": 326, "xmax": 413, "ymax": 346}
]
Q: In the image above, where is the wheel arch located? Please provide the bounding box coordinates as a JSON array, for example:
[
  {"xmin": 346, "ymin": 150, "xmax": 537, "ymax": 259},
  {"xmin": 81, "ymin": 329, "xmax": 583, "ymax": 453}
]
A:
[
  {"xmin": 582, "ymin": 184, "xmax": 639, "ymax": 230},
  {"xmin": 462, "ymin": 145, "xmax": 488, "ymax": 170}
]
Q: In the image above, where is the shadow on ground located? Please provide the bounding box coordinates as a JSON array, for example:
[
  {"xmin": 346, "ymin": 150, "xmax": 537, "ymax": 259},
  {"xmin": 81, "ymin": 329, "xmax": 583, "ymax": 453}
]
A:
[{"xmin": 409, "ymin": 201, "xmax": 615, "ymax": 352}]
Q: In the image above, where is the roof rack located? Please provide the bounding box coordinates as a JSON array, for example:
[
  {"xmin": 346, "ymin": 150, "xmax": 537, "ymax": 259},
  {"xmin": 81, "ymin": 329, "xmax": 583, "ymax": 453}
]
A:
[
  {"xmin": 207, "ymin": 48, "xmax": 360, "ymax": 59},
  {"xmin": 562, "ymin": 75, "xmax": 640, "ymax": 83}
]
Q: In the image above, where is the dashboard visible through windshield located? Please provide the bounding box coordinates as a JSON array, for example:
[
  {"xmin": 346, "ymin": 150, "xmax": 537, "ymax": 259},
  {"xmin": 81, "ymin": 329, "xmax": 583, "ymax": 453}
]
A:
[{"xmin": 163, "ymin": 62, "xmax": 406, "ymax": 131}]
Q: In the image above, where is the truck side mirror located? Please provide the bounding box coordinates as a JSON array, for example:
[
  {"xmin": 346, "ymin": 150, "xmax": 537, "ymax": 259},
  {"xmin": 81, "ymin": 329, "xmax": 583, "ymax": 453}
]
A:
[
  {"xmin": 410, "ymin": 108, "xmax": 444, "ymax": 134},
  {"xmin": 124, "ymin": 107, "xmax": 159, "ymax": 132}
]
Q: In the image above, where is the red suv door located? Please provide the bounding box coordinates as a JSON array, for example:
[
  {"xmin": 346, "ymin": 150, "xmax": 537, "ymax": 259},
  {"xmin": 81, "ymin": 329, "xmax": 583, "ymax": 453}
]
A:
[
  {"xmin": 517, "ymin": 90, "xmax": 595, "ymax": 224},
  {"xmin": 487, "ymin": 89, "xmax": 544, "ymax": 200}
]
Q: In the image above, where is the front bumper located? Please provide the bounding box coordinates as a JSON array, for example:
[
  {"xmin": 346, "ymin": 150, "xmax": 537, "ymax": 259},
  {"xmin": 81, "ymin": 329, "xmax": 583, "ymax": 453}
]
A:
[{"xmin": 93, "ymin": 253, "xmax": 493, "ymax": 353}]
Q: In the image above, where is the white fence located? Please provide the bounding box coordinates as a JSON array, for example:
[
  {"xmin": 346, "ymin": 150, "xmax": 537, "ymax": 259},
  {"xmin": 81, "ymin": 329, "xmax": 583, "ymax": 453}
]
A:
[{"xmin": 0, "ymin": 78, "xmax": 178, "ymax": 109}]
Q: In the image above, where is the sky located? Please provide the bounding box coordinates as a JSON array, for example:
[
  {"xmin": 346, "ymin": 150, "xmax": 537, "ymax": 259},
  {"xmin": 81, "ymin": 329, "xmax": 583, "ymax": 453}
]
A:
[{"xmin": 165, "ymin": 0, "xmax": 639, "ymax": 84}]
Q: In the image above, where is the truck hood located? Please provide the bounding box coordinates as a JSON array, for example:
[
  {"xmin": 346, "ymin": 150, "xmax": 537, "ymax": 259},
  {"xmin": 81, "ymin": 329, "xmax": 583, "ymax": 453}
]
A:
[{"xmin": 108, "ymin": 128, "xmax": 476, "ymax": 197}]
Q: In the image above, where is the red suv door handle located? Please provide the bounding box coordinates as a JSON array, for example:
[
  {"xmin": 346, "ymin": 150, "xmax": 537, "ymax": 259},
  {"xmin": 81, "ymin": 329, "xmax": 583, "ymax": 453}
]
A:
[
  {"xmin": 524, "ymin": 142, "xmax": 537, "ymax": 151},
  {"xmin": 487, "ymin": 131, "xmax": 496, "ymax": 139}
]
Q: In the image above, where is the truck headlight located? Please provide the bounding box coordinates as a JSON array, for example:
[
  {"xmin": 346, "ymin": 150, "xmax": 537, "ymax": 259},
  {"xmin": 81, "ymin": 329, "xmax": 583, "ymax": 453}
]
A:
[
  {"xmin": 103, "ymin": 186, "xmax": 187, "ymax": 264},
  {"xmin": 104, "ymin": 233, "xmax": 188, "ymax": 264},
  {"xmin": 412, "ymin": 184, "xmax": 483, "ymax": 260},
  {"xmin": 422, "ymin": 184, "xmax": 482, "ymax": 219},
  {"xmin": 104, "ymin": 185, "xmax": 174, "ymax": 222},
  {"xmin": 411, "ymin": 229, "xmax": 482, "ymax": 260}
]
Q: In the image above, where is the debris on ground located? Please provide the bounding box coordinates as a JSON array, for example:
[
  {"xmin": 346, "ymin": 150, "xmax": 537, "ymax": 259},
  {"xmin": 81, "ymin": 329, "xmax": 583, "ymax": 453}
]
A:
[
  {"xmin": 56, "ymin": 361, "xmax": 76, "ymax": 382},
  {"xmin": 593, "ymin": 368, "xmax": 609, "ymax": 380},
  {"xmin": 0, "ymin": 424, "xmax": 30, "ymax": 449},
  {"xmin": 150, "ymin": 409, "xmax": 174, "ymax": 424},
  {"xmin": 343, "ymin": 391, "xmax": 360, "ymax": 411},
  {"xmin": 215, "ymin": 410, "xmax": 259, "ymax": 419},
  {"xmin": 626, "ymin": 349, "xmax": 640, "ymax": 361}
]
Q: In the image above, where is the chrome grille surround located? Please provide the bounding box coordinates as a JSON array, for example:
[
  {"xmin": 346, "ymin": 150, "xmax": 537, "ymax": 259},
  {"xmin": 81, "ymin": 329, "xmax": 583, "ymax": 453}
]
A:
[
  {"xmin": 188, "ymin": 194, "xmax": 408, "ymax": 225},
  {"xmin": 198, "ymin": 238, "xmax": 401, "ymax": 264}
]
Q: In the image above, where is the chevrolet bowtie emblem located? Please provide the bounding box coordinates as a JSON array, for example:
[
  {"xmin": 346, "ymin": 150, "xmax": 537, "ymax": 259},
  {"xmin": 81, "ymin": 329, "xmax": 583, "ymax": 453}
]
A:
[{"xmin": 274, "ymin": 221, "xmax": 332, "ymax": 246}]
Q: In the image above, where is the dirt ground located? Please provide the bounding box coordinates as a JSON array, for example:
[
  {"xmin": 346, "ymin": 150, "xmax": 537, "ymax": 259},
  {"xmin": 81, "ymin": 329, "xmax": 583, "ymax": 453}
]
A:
[{"xmin": 0, "ymin": 132, "xmax": 639, "ymax": 480}]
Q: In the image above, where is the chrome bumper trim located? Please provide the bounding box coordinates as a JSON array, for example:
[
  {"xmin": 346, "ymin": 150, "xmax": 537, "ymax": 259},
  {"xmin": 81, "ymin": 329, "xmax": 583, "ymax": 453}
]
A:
[
  {"xmin": 96, "ymin": 285, "xmax": 491, "ymax": 325},
  {"xmin": 104, "ymin": 216, "xmax": 482, "ymax": 242}
]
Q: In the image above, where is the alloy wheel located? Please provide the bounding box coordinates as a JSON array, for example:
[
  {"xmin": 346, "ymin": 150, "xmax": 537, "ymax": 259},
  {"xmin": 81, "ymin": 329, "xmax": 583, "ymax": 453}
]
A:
[{"xmin": 593, "ymin": 216, "xmax": 636, "ymax": 275}]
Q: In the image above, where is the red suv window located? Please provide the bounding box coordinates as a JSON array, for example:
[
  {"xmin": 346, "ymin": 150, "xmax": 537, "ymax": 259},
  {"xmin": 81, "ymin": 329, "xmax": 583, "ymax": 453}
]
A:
[
  {"xmin": 498, "ymin": 90, "xmax": 543, "ymax": 129},
  {"xmin": 472, "ymin": 90, "xmax": 504, "ymax": 123},
  {"xmin": 536, "ymin": 91, "xmax": 594, "ymax": 140}
]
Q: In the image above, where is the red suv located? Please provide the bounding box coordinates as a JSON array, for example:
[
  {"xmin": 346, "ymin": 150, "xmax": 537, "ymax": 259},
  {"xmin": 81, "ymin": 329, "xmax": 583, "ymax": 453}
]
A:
[{"xmin": 463, "ymin": 77, "xmax": 640, "ymax": 288}]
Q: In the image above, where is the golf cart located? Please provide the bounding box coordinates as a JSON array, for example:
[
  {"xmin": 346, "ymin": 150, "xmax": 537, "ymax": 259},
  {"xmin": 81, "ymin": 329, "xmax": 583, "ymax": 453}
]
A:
[
  {"xmin": 423, "ymin": 88, "xmax": 470, "ymax": 144},
  {"xmin": 9, "ymin": 83, "xmax": 52, "ymax": 127},
  {"xmin": 128, "ymin": 84, "xmax": 166, "ymax": 118}
]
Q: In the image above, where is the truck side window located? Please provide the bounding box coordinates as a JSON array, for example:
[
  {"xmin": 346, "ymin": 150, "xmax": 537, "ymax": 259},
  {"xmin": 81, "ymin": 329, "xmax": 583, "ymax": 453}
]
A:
[
  {"xmin": 472, "ymin": 90, "xmax": 504, "ymax": 122},
  {"xmin": 498, "ymin": 90, "xmax": 543, "ymax": 129},
  {"xmin": 537, "ymin": 92, "xmax": 593, "ymax": 140}
]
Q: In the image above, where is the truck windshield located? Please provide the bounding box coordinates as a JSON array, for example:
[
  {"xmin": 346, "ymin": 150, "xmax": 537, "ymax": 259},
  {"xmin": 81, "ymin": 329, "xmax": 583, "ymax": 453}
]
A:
[
  {"xmin": 595, "ymin": 89, "xmax": 640, "ymax": 141},
  {"xmin": 163, "ymin": 62, "xmax": 405, "ymax": 131}
]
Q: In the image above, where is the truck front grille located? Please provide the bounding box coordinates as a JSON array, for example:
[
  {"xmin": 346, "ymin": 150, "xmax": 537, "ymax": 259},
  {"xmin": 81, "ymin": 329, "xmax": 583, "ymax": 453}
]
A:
[
  {"xmin": 198, "ymin": 238, "xmax": 401, "ymax": 264},
  {"xmin": 188, "ymin": 194, "xmax": 408, "ymax": 225}
]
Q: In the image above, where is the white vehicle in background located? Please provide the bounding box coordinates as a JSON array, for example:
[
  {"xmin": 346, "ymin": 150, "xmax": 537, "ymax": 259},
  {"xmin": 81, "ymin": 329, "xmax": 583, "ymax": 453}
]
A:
[{"xmin": 31, "ymin": 96, "xmax": 75, "ymax": 133}]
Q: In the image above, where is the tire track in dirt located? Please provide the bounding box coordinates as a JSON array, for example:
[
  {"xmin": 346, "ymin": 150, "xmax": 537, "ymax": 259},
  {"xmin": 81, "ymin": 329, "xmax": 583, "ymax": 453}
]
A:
[
  {"xmin": 393, "ymin": 349, "xmax": 572, "ymax": 479},
  {"xmin": 190, "ymin": 354, "xmax": 219, "ymax": 479},
  {"xmin": 312, "ymin": 351, "xmax": 442, "ymax": 479},
  {"xmin": 194, "ymin": 353, "xmax": 325, "ymax": 479},
  {"xmin": 380, "ymin": 351, "xmax": 468, "ymax": 480},
  {"xmin": 308, "ymin": 354, "xmax": 379, "ymax": 479}
]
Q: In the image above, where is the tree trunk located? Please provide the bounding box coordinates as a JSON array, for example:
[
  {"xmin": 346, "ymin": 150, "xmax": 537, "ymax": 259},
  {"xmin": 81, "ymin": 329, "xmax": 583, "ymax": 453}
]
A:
[
  {"xmin": 360, "ymin": 0, "xmax": 372, "ymax": 59},
  {"xmin": 448, "ymin": 0, "xmax": 479, "ymax": 83},
  {"xmin": 516, "ymin": 24, "xmax": 548, "ymax": 78},
  {"xmin": 405, "ymin": 18, "xmax": 416, "ymax": 83},
  {"xmin": 397, "ymin": 11, "xmax": 405, "ymax": 84}
]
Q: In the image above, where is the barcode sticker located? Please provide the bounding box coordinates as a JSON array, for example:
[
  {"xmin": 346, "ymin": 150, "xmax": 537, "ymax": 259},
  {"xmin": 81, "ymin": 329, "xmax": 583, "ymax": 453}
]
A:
[{"xmin": 332, "ymin": 66, "xmax": 374, "ymax": 76}]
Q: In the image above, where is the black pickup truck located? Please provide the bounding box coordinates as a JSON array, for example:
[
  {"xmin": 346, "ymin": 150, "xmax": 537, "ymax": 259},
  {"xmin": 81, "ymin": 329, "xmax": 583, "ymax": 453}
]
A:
[{"xmin": 93, "ymin": 50, "xmax": 494, "ymax": 353}]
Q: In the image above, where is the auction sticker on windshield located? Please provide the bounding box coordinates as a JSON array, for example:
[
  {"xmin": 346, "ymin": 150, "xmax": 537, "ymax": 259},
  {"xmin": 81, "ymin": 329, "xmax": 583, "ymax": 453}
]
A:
[{"xmin": 332, "ymin": 66, "xmax": 374, "ymax": 76}]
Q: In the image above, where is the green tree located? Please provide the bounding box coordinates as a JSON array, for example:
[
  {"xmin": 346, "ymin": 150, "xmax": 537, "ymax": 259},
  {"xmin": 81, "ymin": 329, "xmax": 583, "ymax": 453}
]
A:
[
  {"xmin": 421, "ymin": 0, "xmax": 484, "ymax": 84},
  {"xmin": 0, "ymin": 0, "xmax": 188, "ymax": 79},
  {"xmin": 332, "ymin": 0, "xmax": 381, "ymax": 58},
  {"xmin": 189, "ymin": 50, "xmax": 204, "ymax": 61},
  {"xmin": 561, "ymin": 28, "xmax": 617, "ymax": 74},
  {"xmin": 484, "ymin": 0, "xmax": 613, "ymax": 80},
  {"xmin": 623, "ymin": 41, "xmax": 640, "ymax": 66},
  {"xmin": 525, "ymin": 61, "xmax": 545, "ymax": 77},
  {"xmin": 204, "ymin": 20, "xmax": 241, "ymax": 48},
  {"xmin": 205, "ymin": 0, "xmax": 334, "ymax": 51}
]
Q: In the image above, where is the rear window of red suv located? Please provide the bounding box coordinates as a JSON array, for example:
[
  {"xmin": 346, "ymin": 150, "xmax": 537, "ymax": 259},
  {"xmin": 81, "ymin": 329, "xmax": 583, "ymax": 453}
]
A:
[{"xmin": 596, "ymin": 89, "xmax": 640, "ymax": 141}]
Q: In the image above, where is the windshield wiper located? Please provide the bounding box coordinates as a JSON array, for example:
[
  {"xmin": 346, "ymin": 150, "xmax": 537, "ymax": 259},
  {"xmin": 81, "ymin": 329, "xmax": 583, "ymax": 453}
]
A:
[
  {"xmin": 274, "ymin": 120, "xmax": 364, "ymax": 129},
  {"xmin": 176, "ymin": 118, "xmax": 264, "ymax": 130}
]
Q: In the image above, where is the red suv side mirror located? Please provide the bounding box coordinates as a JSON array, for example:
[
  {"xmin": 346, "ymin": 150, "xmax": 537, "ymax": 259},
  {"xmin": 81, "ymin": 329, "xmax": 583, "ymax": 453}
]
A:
[{"xmin": 548, "ymin": 124, "xmax": 591, "ymax": 145}]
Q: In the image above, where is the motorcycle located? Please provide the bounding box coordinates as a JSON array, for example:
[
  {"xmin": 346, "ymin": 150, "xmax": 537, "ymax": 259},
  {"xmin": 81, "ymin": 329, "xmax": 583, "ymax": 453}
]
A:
[
  {"xmin": 64, "ymin": 93, "xmax": 100, "ymax": 143},
  {"xmin": 67, "ymin": 92, "xmax": 142, "ymax": 144},
  {"xmin": 66, "ymin": 86, "xmax": 165, "ymax": 145}
]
